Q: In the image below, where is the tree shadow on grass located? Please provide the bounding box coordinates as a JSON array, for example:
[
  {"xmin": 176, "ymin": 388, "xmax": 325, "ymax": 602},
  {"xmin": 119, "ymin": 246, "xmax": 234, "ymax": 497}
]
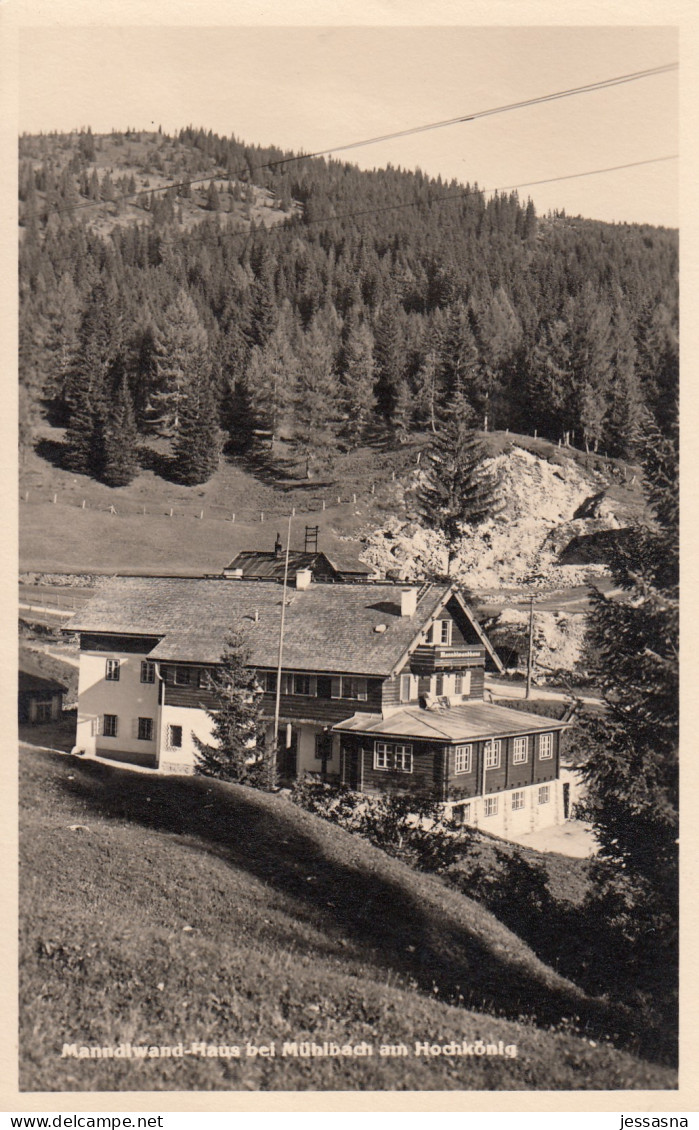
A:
[
  {"xmin": 34, "ymin": 436, "xmax": 69, "ymax": 472},
  {"xmin": 54, "ymin": 756, "xmax": 665, "ymax": 1062}
]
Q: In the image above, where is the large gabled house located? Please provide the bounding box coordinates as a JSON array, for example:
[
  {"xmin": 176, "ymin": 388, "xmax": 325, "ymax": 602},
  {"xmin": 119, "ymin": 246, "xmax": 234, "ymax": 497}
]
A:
[{"xmin": 67, "ymin": 573, "xmax": 568, "ymax": 836}]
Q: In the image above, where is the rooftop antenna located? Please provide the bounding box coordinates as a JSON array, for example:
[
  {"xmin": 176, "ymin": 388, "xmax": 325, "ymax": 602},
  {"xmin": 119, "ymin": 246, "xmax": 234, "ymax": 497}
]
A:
[{"xmin": 271, "ymin": 512, "xmax": 293, "ymax": 789}]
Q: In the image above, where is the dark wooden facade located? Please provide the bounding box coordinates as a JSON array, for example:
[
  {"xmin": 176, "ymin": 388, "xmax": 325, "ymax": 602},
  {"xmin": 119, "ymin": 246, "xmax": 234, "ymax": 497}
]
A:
[{"xmin": 340, "ymin": 729, "xmax": 561, "ymax": 802}]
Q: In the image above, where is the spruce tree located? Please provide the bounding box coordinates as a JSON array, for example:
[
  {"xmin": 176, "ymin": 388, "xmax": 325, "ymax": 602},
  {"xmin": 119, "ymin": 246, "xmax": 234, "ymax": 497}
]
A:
[
  {"xmin": 172, "ymin": 367, "xmax": 221, "ymax": 485},
  {"xmin": 150, "ymin": 289, "xmax": 209, "ymax": 435},
  {"xmin": 102, "ymin": 371, "xmax": 140, "ymax": 487},
  {"xmin": 573, "ymin": 420, "xmax": 678, "ymax": 994},
  {"xmin": 193, "ymin": 633, "xmax": 268, "ymax": 785},
  {"xmin": 338, "ymin": 322, "xmax": 375, "ymax": 448},
  {"xmin": 417, "ymin": 379, "xmax": 500, "ymax": 573}
]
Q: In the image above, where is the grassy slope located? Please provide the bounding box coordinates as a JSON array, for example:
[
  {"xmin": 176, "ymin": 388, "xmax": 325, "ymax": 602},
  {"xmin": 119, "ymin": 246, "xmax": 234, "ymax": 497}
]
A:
[
  {"xmin": 20, "ymin": 424, "xmax": 644, "ymax": 577},
  {"xmin": 19, "ymin": 749, "xmax": 674, "ymax": 1092}
]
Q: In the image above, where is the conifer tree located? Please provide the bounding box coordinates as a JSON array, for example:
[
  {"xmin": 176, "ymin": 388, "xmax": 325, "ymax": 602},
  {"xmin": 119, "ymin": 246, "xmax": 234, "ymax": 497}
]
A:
[
  {"xmin": 150, "ymin": 289, "xmax": 209, "ymax": 435},
  {"xmin": 574, "ymin": 420, "xmax": 678, "ymax": 979},
  {"xmin": 193, "ymin": 633, "xmax": 268, "ymax": 785},
  {"xmin": 417, "ymin": 379, "xmax": 500, "ymax": 573},
  {"xmin": 102, "ymin": 371, "xmax": 140, "ymax": 487},
  {"xmin": 338, "ymin": 322, "xmax": 375, "ymax": 448},
  {"xmin": 172, "ymin": 367, "xmax": 221, "ymax": 485}
]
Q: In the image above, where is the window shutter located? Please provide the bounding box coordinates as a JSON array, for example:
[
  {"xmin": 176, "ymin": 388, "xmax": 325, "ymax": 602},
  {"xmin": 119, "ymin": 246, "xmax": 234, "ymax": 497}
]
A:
[
  {"xmin": 132, "ymin": 718, "xmax": 140, "ymax": 739},
  {"xmin": 330, "ymin": 677, "xmax": 342, "ymax": 699},
  {"xmin": 92, "ymin": 717, "xmax": 100, "ymax": 737}
]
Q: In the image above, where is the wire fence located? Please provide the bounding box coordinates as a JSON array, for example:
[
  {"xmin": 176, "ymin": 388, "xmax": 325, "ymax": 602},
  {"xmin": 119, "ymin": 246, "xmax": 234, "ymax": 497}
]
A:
[{"xmin": 18, "ymin": 478, "xmax": 396, "ymax": 525}]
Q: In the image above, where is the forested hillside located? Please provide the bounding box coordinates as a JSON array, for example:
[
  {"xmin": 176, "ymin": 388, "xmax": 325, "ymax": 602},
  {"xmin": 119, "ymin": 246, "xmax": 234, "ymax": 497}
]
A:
[{"xmin": 18, "ymin": 127, "xmax": 678, "ymax": 488}]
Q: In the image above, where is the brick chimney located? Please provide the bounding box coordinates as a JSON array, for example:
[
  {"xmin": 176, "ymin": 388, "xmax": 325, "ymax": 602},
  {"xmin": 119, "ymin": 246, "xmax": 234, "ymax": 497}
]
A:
[{"xmin": 400, "ymin": 587, "xmax": 418, "ymax": 617}]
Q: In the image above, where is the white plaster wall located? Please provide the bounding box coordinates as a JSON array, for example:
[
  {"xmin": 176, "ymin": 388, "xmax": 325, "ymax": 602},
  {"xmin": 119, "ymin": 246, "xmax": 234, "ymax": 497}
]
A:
[
  {"xmin": 447, "ymin": 780, "xmax": 565, "ymax": 837},
  {"xmin": 295, "ymin": 725, "xmax": 341, "ymax": 777},
  {"xmin": 159, "ymin": 704, "xmax": 214, "ymax": 773},
  {"xmin": 74, "ymin": 651, "xmax": 159, "ymax": 758}
]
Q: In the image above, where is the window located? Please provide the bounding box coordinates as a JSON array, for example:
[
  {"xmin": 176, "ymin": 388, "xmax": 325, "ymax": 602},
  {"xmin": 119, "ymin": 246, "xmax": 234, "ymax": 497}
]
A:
[
  {"xmin": 103, "ymin": 714, "xmax": 118, "ymax": 738},
  {"xmin": 484, "ymin": 796, "xmax": 498, "ymax": 817},
  {"xmin": 262, "ymin": 671, "xmax": 277, "ymax": 693},
  {"xmin": 105, "ymin": 659, "xmax": 120, "ymax": 682},
  {"xmin": 374, "ymin": 741, "xmax": 413, "ymax": 773},
  {"xmin": 137, "ymin": 717, "xmax": 153, "ymax": 741},
  {"xmin": 539, "ymin": 733, "xmax": 553, "ymax": 760},
  {"xmin": 440, "ymin": 619, "xmax": 452, "ymax": 645},
  {"xmin": 174, "ymin": 667, "xmax": 191, "ymax": 686},
  {"xmin": 315, "ymin": 732, "xmax": 333, "ymax": 760},
  {"xmin": 434, "ymin": 674, "xmax": 444, "ymax": 697},
  {"xmin": 34, "ymin": 699, "xmax": 54, "ymax": 723},
  {"xmin": 167, "ymin": 724, "xmax": 183, "ymax": 750},
  {"xmin": 292, "ymin": 673, "xmax": 314, "ymax": 696},
  {"xmin": 331, "ymin": 676, "xmax": 367, "ymax": 700},
  {"xmin": 454, "ymin": 744, "xmax": 472, "ymax": 774},
  {"xmin": 452, "ymin": 802, "xmax": 471, "ymax": 826},
  {"xmin": 485, "ymin": 740, "xmax": 501, "ymax": 769},
  {"xmin": 400, "ymin": 674, "xmax": 412, "ymax": 703},
  {"xmin": 454, "ymin": 673, "xmax": 463, "ymax": 696},
  {"xmin": 511, "ymin": 790, "xmax": 525, "ymax": 811},
  {"xmin": 140, "ymin": 661, "xmax": 155, "ymax": 684},
  {"xmin": 538, "ymin": 785, "xmax": 551, "ymax": 805},
  {"xmin": 341, "ymin": 677, "xmax": 368, "ymax": 701},
  {"xmin": 512, "ymin": 737, "xmax": 528, "ymax": 764}
]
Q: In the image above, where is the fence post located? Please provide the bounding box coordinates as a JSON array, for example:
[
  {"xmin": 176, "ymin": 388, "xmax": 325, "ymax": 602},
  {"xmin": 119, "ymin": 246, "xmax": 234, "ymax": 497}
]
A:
[
  {"xmin": 230, "ymin": 513, "xmax": 235, "ymax": 523},
  {"xmin": 81, "ymin": 500, "xmax": 86, "ymax": 509},
  {"xmin": 53, "ymin": 493, "xmax": 57, "ymax": 504},
  {"xmin": 170, "ymin": 508, "xmax": 173, "ymax": 518},
  {"xmin": 352, "ymin": 493, "xmax": 356, "ymax": 504},
  {"xmin": 391, "ymin": 470, "xmax": 395, "ymax": 481},
  {"xmin": 260, "ymin": 511, "xmax": 264, "ymax": 522},
  {"xmin": 337, "ymin": 496, "xmax": 341, "ymax": 505},
  {"xmin": 371, "ymin": 483, "xmax": 375, "ymax": 494},
  {"xmin": 24, "ymin": 491, "xmax": 29, "ymax": 502},
  {"xmin": 200, "ymin": 510, "xmax": 204, "ymax": 520}
]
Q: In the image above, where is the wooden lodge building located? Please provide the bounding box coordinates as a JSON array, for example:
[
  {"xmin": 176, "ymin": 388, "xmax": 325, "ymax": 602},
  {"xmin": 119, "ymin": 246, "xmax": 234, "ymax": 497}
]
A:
[{"xmin": 67, "ymin": 571, "xmax": 568, "ymax": 836}]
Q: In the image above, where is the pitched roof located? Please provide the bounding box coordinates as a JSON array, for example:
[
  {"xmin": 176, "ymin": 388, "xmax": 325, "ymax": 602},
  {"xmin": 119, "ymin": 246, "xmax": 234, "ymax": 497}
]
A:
[
  {"xmin": 18, "ymin": 661, "xmax": 67, "ymax": 695},
  {"xmin": 67, "ymin": 577, "xmax": 451, "ymax": 676},
  {"xmin": 223, "ymin": 550, "xmax": 372, "ymax": 581},
  {"xmin": 333, "ymin": 703, "xmax": 568, "ymax": 742}
]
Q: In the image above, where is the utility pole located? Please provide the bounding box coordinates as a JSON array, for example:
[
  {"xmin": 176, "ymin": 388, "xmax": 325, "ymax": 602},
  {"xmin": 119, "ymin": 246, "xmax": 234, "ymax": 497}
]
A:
[
  {"xmin": 271, "ymin": 512, "xmax": 293, "ymax": 789},
  {"xmin": 525, "ymin": 595, "xmax": 535, "ymax": 700}
]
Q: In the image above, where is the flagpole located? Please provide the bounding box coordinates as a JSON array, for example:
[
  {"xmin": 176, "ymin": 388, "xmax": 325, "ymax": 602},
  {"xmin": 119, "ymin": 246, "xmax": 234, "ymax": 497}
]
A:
[{"xmin": 271, "ymin": 512, "xmax": 293, "ymax": 788}]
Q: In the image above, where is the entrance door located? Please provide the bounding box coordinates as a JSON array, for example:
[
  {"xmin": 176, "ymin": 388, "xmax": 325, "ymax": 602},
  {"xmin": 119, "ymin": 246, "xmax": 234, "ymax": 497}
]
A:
[
  {"xmin": 276, "ymin": 727, "xmax": 298, "ymax": 782},
  {"xmin": 346, "ymin": 747, "xmax": 361, "ymax": 790}
]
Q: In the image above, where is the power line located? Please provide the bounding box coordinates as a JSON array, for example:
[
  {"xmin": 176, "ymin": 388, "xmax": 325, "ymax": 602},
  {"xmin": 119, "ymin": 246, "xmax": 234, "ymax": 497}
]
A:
[
  {"xmin": 21, "ymin": 60, "xmax": 677, "ymax": 222},
  {"xmin": 277, "ymin": 154, "xmax": 679, "ymax": 232},
  {"xmin": 264, "ymin": 62, "xmax": 678, "ymax": 168}
]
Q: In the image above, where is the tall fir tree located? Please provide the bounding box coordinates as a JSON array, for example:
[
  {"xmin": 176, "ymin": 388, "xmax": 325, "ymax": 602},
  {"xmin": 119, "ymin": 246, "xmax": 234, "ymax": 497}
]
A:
[
  {"xmin": 172, "ymin": 366, "xmax": 221, "ymax": 485},
  {"xmin": 150, "ymin": 289, "xmax": 209, "ymax": 434},
  {"xmin": 417, "ymin": 379, "xmax": 500, "ymax": 574},
  {"xmin": 338, "ymin": 321, "xmax": 375, "ymax": 448},
  {"xmin": 193, "ymin": 633, "xmax": 268, "ymax": 785},
  {"xmin": 574, "ymin": 419, "xmax": 678, "ymax": 967},
  {"xmin": 102, "ymin": 370, "xmax": 140, "ymax": 487}
]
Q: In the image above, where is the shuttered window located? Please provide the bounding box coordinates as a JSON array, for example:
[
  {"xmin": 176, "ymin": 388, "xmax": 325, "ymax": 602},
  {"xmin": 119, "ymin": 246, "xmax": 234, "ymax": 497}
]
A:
[
  {"xmin": 140, "ymin": 661, "xmax": 155, "ymax": 683},
  {"xmin": 167, "ymin": 725, "xmax": 183, "ymax": 749},
  {"xmin": 105, "ymin": 659, "xmax": 120, "ymax": 682},
  {"xmin": 485, "ymin": 740, "xmax": 502, "ymax": 769},
  {"xmin": 511, "ymin": 790, "xmax": 525, "ymax": 811},
  {"xmin": 137, "ymin": 717, "xmax": 153, "ymax": 741},
  {"xmin": 331, "ymin": 676, "xmax": 368, "ymax": 700},
  {"xmin": 484, "ymin": 796, "xmax": 499, "ymax": 817}
]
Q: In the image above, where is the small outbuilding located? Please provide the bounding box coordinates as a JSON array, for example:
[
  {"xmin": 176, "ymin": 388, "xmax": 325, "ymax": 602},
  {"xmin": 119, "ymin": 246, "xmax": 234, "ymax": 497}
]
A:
[{"xmin": 18, "ymin": 662, "xmax": 67, "ymax": 724}]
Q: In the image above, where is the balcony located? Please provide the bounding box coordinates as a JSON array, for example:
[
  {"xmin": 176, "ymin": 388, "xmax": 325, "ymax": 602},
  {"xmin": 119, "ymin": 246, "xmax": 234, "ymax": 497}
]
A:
[{"xmin": 410, "ymin": 643, "xmax": 485, "ymax": 674}]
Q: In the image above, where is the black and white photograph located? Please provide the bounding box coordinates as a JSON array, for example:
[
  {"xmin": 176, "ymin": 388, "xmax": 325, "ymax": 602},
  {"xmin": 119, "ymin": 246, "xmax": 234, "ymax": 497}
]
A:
[{"xmin": 11, "ymin": 2, "xmax": 682, "ymax": 1104}]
